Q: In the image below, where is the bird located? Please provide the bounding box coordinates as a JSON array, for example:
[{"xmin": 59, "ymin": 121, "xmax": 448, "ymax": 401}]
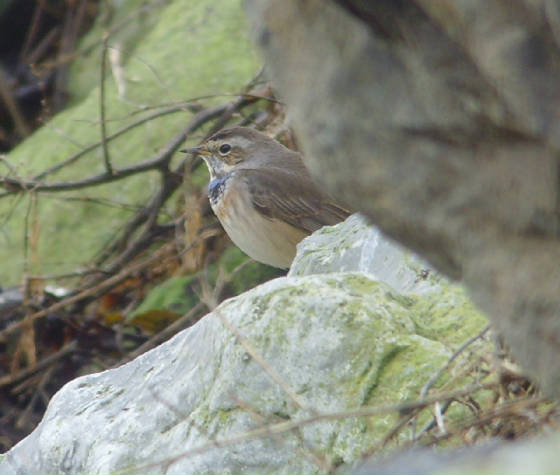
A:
[{"xmin": 181, "ymin": 127, "xmax": 350, "ymax": 269}]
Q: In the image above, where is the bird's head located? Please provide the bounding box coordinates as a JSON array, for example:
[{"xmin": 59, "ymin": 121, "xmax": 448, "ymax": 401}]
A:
[{"xmin": 181, "ymin": 127, "xmax": 291, "ymax": 179}]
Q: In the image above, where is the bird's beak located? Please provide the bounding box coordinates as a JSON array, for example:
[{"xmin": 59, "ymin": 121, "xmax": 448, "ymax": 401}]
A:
[
  {"xmin": 181, "ymin": 146, "xmax": 201, "ymax": 155},
  {"xmin": 180, "ymin": 146, "xmax": 210, "ymax": 156}
]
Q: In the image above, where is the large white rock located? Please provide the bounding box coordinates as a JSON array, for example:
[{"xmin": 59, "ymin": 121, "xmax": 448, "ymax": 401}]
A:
[{"xmin": 0, "ymin": 217, "xmax": 488, "ymax": 474}]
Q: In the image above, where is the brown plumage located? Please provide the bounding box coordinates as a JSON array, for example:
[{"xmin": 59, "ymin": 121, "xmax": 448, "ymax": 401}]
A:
[{"xmin": 182, "ymin": 127, "xmax": 350, "ymax": 268}]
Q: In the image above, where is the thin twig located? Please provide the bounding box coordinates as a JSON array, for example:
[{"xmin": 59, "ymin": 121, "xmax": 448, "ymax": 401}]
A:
[
  {"xmin": 27, "ymin": 267, "xmax": 110, "ymax": 281},
  {"xmin": 421, "ymin": 325, "xmax": 491, "ymax": 397},
  {"xmin": 44, "ymin": 194, "xmax": 144, "ymax": 211},
  {"xmin": 22, "ymin": 193, "xmax": 34, "ymax": 282},
  {"xmin": 15, "ymin": 366, "xmax": 55, "ymax": 432},
  {"xmin": 0, "ymin": 66, "xmax": 31, "ymax": 139},
  {"xmin": 33, "ymin": 105, "xmax": 187, "ymax": 181},
  {"xmin": 26, "ymin": 0, "xmax": 170, "ymax": 83},
  {"xmin": 410, "ymin": 324, "xmax": 490, "ymax": 440},
  {"xmin": 414, "ymin": 399, "xmax": 454, "ymax": 439},
  {"xmin": 19, "ymin": 0, "xmax": 47, "ymax": 62},
  {"xmin": 26, "ymin": 27, "xmax": 60, "ymax": 65},
  {"xmin": 0, "ymin": 341, "xmax": 77, "ymax": 389},
  {"xmin": 99, "ymin": 172, "xmax": 178, "ymax": 274},
  {"xmin": 0, "ymin": 155, "xmax": 17, "ymax": 174},
  {"xmin": 99, "ymin": 32, "xmax": 113, "ymax": 175}
]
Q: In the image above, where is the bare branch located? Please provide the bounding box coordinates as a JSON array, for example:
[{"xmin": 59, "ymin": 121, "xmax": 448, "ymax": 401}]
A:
[
  {"xmin": 0, "ymin": 66, "xmax": 31, "ymax": 139},
  {"xmin": 0, "ymin": 103, "xmax": 232, "ymax": 195},
  {"xmin": 33, "ymin": 104, "xmax": 187, "ymax": 181},
  {"xmin": 99, "ymin": 32, "xmax": 113, "ymax": 175}
]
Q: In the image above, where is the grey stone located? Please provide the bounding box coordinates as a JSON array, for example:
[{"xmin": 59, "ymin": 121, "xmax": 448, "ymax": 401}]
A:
[{"xmin": 348, "ymin": 433, "xmax": 560, "ymax": 475}]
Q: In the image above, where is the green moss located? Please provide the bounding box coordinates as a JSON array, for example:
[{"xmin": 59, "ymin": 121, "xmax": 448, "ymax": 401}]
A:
[
  {"xmin": 409, "ymin": 284, "xmax": 489, "ymax": 346},
  {"xmin": 361, "ymin": 345, "xmax": 407, "ymax": 405},
  {"xmin": 213, "ymin": 407, "xmax": 237, "ymax": 427}
]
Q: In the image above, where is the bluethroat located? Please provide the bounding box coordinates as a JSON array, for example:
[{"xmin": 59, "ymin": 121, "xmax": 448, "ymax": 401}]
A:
[{"xmin": 182, "ymin": 127, "xmax": 350, "ymax": 268}]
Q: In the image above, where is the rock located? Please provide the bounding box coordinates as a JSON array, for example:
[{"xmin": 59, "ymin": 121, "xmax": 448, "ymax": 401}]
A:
[
  {"xmin": 244, "ymin": 0, "xmax": 560, "ymax": 395},
  {"xmin": 0, "ymin": 287, "xmax": 23, "ymax": 316},
  {"xmin": 348, "ymin": 433, "xmax": 560, "ymax": 475},
  {"xmin": 290, "ymin": 214, "xmax": 440, "ymax": 296},
  {"xmin": 0, "ymin": 217, "xmax": 489, "ymax": 475}
]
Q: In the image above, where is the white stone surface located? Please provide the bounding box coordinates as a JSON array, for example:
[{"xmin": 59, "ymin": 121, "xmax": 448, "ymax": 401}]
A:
[
  {"xmin": 0, "ymin": 218, "xmax": 488, "ymax": 475},
  {"xmin": 290, "ymin": 214, "xmax": 441, "ymax": 295}
]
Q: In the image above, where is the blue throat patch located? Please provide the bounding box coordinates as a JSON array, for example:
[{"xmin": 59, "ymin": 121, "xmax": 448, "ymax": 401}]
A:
[{"xmin": 208, "ymin": 177, "xmax": 227, "ymax": 205}]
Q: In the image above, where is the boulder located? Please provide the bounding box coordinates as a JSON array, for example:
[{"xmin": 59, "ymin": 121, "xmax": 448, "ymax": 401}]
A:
[{"xmin": 0, "ymin": 217, "xmax": 489, "ymax": 474}]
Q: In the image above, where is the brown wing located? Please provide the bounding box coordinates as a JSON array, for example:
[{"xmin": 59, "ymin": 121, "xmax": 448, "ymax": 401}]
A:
[{"xmin": 238, "ymin": 167, "xmax": 350, "ymax": 234}]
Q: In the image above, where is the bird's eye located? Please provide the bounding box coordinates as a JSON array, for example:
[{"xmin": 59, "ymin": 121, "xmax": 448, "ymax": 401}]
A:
[{"xmin": 219, "ymin": 144, "xmax": 231, "ymax": 155}]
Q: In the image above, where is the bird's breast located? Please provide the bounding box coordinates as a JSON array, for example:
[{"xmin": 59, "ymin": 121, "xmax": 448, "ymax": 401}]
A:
[{"xmin": 209, "ymin": 174, "xmax": 307, "ymax": 268}]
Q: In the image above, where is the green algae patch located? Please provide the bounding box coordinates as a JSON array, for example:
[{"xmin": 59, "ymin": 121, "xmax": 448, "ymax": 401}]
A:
[{"xmin": 409, "ymin": 284, "xmax": 489, "ymax": 347}]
